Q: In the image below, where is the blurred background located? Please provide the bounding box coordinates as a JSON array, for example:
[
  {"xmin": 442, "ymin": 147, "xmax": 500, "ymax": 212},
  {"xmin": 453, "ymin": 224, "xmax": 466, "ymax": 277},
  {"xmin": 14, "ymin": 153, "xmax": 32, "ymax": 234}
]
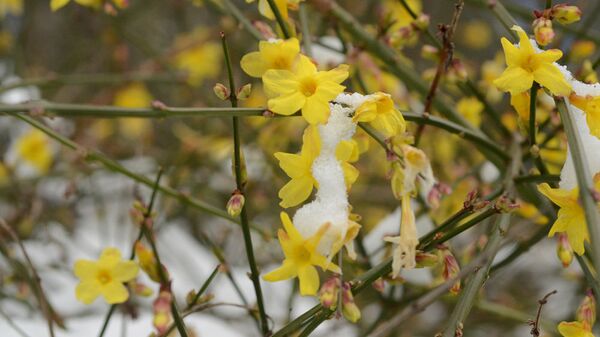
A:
[{"xmin": 0, "ymin": 0, "xmax": 597, "ymax": 336}]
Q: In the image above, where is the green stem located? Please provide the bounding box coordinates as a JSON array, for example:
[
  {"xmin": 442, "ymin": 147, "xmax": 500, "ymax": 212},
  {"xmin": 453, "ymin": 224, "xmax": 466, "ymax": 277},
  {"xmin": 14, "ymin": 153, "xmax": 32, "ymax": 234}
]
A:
[
  {"xmin": 556, "ymin": 98, "xmax": 600, "ymax": 290},
  {"xmin": 9, "ymin": 113, "xmax": 271, "ymax": 238},
  {"xmin": 266, "ymin": 0, "xmax": 291, "ymax": 38},
  {"xmin": 299, "ymin": 2, "xmax": 313, "ymax": 57},
  {"xmin": 222, "ymin": 33, "xmax": 270, "ymax": 336},
  {"xmin": 575, "ymin": 255, "xmax": 600, "ymax": 308},
  {"xmin": 441, "ymin": 140, "xmax": 521, "ymax": 337},
  {"xmin": 187, "ymin": 265, "xmax": 221, "ymax": 308},
  {"xmin": 0, "ymin": 101, "xmax": 264, "ymax": 118}
]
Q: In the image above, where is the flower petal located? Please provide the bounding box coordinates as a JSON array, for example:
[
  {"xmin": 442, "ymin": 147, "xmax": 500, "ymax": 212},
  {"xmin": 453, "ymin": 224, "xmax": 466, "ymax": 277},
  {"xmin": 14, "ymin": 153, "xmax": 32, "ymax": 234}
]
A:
[
  {"xmin": 297, "ymin": 265, "xmax": 319, "ymax": 296},
  {"xmin": 263, "ymin": 69, "xmax": 298, "ymax": 97},
  {"xmin": 75, "ymin": 280, "xmax": 101, "ymax": 304},
  {"xmin": 533, "ymin": 63, "xmax": 572, "ymax": 96},
  {"xmin": 100, "ymin": 282, "xmax": 130, "ymax": 304},
  {"xmin": 278, "ymin": 176, "xmax": 314, "ymax": 208},
  {"xmin": 73, "ymin": 260, "xmax": 97, "ymax": 280},
  {"xmin": 112, "ymin": 261, "xmax": 139, "ymax": 282},
  {"xmin": 302, "ymin": 96, "xmax": 329, "ymax": 124},
  {"xmin": 268, "ymin": 91, "xmax": 306, "ymax": 116},
  {"xmin": 263, "ymin": 260, "xmax": 298, "ymax": 282},
  {"xmin": 493, "ymin": 66, "xmax": 534, "ymax": 95},
  {"xmin": 274, "ymin": 152, "xmax": 306, "ymax": 178},
  {"xmin": 537, "ymin": 183, "xmax": 578, "ymax": 209},
  {"xmin": 240, "ymin": 51, "xmax": 266, "ymax": 78}
]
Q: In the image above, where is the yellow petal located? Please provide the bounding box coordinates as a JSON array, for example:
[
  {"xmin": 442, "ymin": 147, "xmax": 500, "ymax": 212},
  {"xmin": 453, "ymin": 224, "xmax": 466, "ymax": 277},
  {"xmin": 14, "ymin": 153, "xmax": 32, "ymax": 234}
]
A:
[
  {"xmin": 51, "ymin": 0, "xmax": 70, "ymax": 10},
  {"xmin": 512, "ymin": 25, "xmax": 535, "ymax": 55},
  {"xmin": 310, "ymin": 253, "xmax": 340, "ymax": 273},
  {"xmin": 297, "ymin": 265, "xmax": 319, "ymax": 296},
  {"xmin": 533, "ymin": 63, "xmax": 572, "ymax": 96},
  {"xmin": 263, "ymin": 260, "xmax": 297, "ymax": 281},
  {"xmin": 263, "ymin": 69, "xmax": 298, "ymax": 96},
  {"xmin": 583, "ymin": 99, "xmax": 600, "ymax": 138},
  {"xmin": 335, "ymin": 140, "xmax": 355, "ymax": 162},
  {"xmin": 315, "ymin": 64, "xmax": 349, "ymax": 84},
  {"xmin": 500, "ymin": 37, "xmax": 523, "ymax": 67},
  {"xmin": 100, "ymin": 282, "xmax": 129, "ymax": 304},
  {"xmin": 302, "ymin": 96, "xmax": 329, "ymax": 124},
  {"xmin": 112, "ymin": 261, "xmax": 139, "ymax": 282},
  {"xmin": 537, "ymin": 183, "xmax": 578, "ymax": 209},
  {"xmin": 510, "ymin": 91, "xmax": 530, "ymax": 121},
  {"xmin": 301, "ymin": 125, "xmax": 321, "ymax": 160},
  {"xmin": 75, "ymin": 280, "xmax": 101, "ymax": 304},
  {"xmin": 99, "ymin": 247, "xmax": 122, "ymax": 267},
  {"xmin": 279, "ymin": 176, "xmax": 314, "ymax": 208},
  {"xmin": 558, "ymin": 321, "xmax": 594, "ymax": 337},
  {"xmin": 313, "ymin": 81, "xmax": 345, "ymax": 102},
  {"xmin": 240, "ymin": 51, "xmax": 266, "ymax": 78},
  {"xmin": 534, "ymin": 48, "xmax": 563, "ymax": 64},
  {"xmin": 342, "ymin": 162, "xmax": 359, "ymax": 187},
  {"xmin": 274, "ymin": 152, "xmax": 306, "ymax": 178},
  {"xmin": 295, "ymin": 55, "xmax": 317, "ymax": 75},
  {"xmin": 280, "ymin": 212, "xmax": 304, "ymax": 243},
  {"xmin": 493, "ymin": 66, "xmax": 534, "ymax": 95},
  {"xmin": 268, "ymin": 91, "xmax": 306, "ymax": 116},
  {"xmin": 73, "ymin": 260, "xmax": 97, "ymax": 280}
]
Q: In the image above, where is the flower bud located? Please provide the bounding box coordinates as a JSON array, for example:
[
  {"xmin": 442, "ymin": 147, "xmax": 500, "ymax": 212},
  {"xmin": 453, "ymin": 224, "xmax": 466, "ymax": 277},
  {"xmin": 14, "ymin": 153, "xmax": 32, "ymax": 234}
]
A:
[
  {"xmin": 415, "ymin": 251, "xmax": 439, "ymax": 268},
  {"xmin": 236, "ymin": 83, "xmax": 252, "ymax": 100},
  {"xmin": 494, "ymin": 196, "xmax": 519, "ymax": 213},
  {"xmin": 533, "ymin": 17, "xmax": 555, "ymax": 46},
  {"xmin": 421, "ymin": 45, "xmax": 440, "ymax": 62},
  {"xmin": 136, "ymin": 242, "xmax": 168, "ymax": 283},
  {"xmin": 226, "ymin": 190, "xmax": 245, "ymax": 217},
  {"xmin": 153, "ymin": 290, "xmax": 173, "ymax": 334},
  {"xmin": 557, "ymin": 233, "xmax": 573, "ymax": 268},
  {"xmin": 186, "ymin": 290, "xmax": 214, "ymax": 307},
  {"xmin": 412, "ymin": 14, "xmax": 430, "ymax": 30},
  {"xmin": 372, "ymin": 278, "xmax": 385, "ymax": 293},
  {"xmin": 390, "ymin": 26, "xmax": 416, "ymax": 50},
  {"xmin": 213, "ymin": 83, "xmax": 230, "ymax": 100},
  {"xmin": 552, "ymin": 4, "xmax": 581, "ymax": 25},
  {"xmin": 318, "ymin": 276, "xmax": 340, "ymax": 310},
  {"xmin": 131, "ymin": 281, "xmax": 154, "ymax": 297},
  {"xmin": 440, "ymin": 248, "xmax": 461, "ymax": 295},
  {"xmin": 341, "ymin": 282, "xmax": 361, "ymax": 323},
  {"xmin": 576, "ymin": 290, "xmax": 596, "ymax": 329}
]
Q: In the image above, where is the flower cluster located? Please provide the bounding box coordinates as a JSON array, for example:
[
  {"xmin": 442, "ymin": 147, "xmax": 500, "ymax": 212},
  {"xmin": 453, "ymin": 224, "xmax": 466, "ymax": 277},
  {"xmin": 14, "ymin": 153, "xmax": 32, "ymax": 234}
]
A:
[{"xmin": 238, "ymin": 33, "xmax": 438, "ymax": 303}]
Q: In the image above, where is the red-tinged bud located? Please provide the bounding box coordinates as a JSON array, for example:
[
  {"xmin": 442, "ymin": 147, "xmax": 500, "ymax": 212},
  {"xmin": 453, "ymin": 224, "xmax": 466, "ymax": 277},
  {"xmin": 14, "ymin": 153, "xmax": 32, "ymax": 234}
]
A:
[
  {"xmin": 421, "ymin": 45, "xmax": 440, "ymax": 62},
  {"xmin": 372, "ymin": 278, "xmax": 385, "ymax": 293},
  {"xmin": 318, "ymin": 276, "xmax": 340, "ymax": 310},
  {"xmin": 533, "ymin": 17, "xmax": 555, "ymax": 46},
  {"xmin": 412, "ymin": 14, "xmax": 430, "ymax": 30},
  {"xmin": 136, "ymin": 242, "xmax": 168, "ymax": 283},
  {"xmin": 557, "ymin": 233, "xmax": 573, "ymax": 268},
  {"xmin": 415, "ymin": 251, "xmax": 439, "ymax": 268},
  {"xmin": 552, "ymin": 4, "xmax": 581, "ymax": 25},
  {"xmin": 236, "ymin": 83, "xmax": 252, "ymax": 100},
  {"xmin": 441, "ymin": 249, "xmax": 461, "ymax": 295},
  {"xmin": 131, "ymin": 281, "xmax": 154, "ymax": 297},
  {"xmin": 226, "ymin": 190, "xmax": 245, "ymax": 217},
  {"xmin": 494, "ymin": 196, "xmax": 519, "ymax": 213},
  {"xmin": 341, "ymin": 282, "xmax": 361, "ymax": 323},
  {"xmin": 213, "ymin": 83, "xmax": 230, "ymax": 100},
  {"xmin": 153, "ymin": 290, "xmax": 173, "ymax": 334},
  {"xmin": 576, "ymin": 290, "xmax": 596, "ymax": 329},
  {"xmin": 427, "ymin": 182, "xmax": 452, "ymax": 209},
  {"xmin": 253, "ymin": 21, "xmax": 276, "ymax": 39}
]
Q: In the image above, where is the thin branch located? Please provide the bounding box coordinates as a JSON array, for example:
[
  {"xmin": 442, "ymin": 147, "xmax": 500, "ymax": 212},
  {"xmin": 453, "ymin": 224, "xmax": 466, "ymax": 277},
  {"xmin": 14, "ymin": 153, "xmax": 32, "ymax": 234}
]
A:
[{"xmin": 528, "ymin": 290, "xmax": 557, "ymax": 337}]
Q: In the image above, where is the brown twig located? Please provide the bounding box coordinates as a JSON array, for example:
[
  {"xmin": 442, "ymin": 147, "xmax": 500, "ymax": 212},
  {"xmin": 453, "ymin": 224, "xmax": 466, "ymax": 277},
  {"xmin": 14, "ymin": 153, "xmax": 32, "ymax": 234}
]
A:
[
  {"xmin": 528, "ymin": 290, "xmax": 557, "ymax": 337},
  {"xmin": 414, "ymin": 0, "xmax": 464, "ymax": 145},
  {"xmin": 0, "ymin": 218, "xmax": 57, "ymax": 337}
]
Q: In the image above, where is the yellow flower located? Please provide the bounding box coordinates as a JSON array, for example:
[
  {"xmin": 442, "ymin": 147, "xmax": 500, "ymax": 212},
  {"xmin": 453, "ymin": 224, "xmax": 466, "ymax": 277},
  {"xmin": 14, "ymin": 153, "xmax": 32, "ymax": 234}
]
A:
[
  {"xmin": 511, "ymin": 91, "xmax": 530, "ymax": 122},
  {"xmin": 74, "ymin": 247, "xmax": 139, "ymax": 304},
  {"xmin": 571, "ymin": 40, "xmax": 596, "ymax": 61},
  {"xmin": 246, "ymin": 0, "xmax": 299, "ymax": 21},
  {"xmin": 494, "ymin": 25, "xmax": 571, "ymax": 96},
  {"xmin": 135, "ymin": 242, "xmax": 163, "ymax": 283},
  {"xmin": 263, "ymin": 56, "xmax": 348, "ymax": 124},
  {"xmin": 240, "ymin": 38, "xmax": 300, "ymax": 78},
  {"xmin": 15, "ymin": 129, "xmax": 53, "ymax": 174},
  {"xmin": 172, "ymin": 31, "xmax": 221, "ymax": 86},
  {"xmin": 570, "ymin": 94, "xmax": 600, "ymax": 139},
  {"xmin": 537, "ymin": 183, "xmax": 590, "ymax": 255},
  {"xmin": 0, "ymin": 0, "xmax": 22, "ymax": 16},
  {"xmin": 456, "ymin": 97, "xmax": 484, "ymax": 127},
  {"xmin": 50, "ymin": 0, "xmax": 103, "ymax": 11},
  {"xmin": 263, "ymin": 212, "xmax": 339, "ymax": 296},
  {"xmin": 113, "ymin": 83, "xmax": 153, "ymax": 139},
  {"xmin": 383, "ymin": 0, "xmax": 421, "ymax": 30},
  {"xmin": 275, "ymin": 125, "xmax": 358, "ymax": 208},
  {"xmin": 461, "ymin": 20, "xmax": 491, "ymax": 50},
  {"xmin": 558, "ymin": 321, "xmax": 594, "ymax": 337},
  {"xmin": 354, "ymin": 92, "xmax": 406, "ymax": 138}
]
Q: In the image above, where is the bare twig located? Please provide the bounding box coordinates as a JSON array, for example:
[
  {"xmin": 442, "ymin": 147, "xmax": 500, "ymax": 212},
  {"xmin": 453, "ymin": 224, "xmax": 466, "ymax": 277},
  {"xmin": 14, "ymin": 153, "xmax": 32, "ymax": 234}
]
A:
[{"xmin": 528, "ymin": 290, "xmax": 557, "ymax": 337}]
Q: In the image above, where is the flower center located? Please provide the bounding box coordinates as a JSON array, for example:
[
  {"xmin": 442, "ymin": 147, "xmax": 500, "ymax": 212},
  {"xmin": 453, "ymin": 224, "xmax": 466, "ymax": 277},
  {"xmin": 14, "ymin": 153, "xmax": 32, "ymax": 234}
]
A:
[
  {"xmin": 96, "ymin": 270, "xmax": 112, "ymax": 285},
  {"xmin": 299, "ymin": 77, "xmax": 317, "ymax": 97},
  {"xmin": 291, "ymin": 244, "xmax": 311, "ymax": 263},
  {"xmin": 272, "ymin": 56, "xmax": 291, "ymax": 70}
]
